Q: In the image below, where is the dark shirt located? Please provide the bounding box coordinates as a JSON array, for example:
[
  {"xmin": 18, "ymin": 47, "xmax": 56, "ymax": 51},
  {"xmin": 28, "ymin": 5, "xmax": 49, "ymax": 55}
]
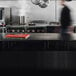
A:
[
  {"xmin": 0, "ymin": 8, "xmax": 4, "ymax": 20},
  {"xmin": 60, "ymin": 5, "xmax": 72, "ymax": 28}
]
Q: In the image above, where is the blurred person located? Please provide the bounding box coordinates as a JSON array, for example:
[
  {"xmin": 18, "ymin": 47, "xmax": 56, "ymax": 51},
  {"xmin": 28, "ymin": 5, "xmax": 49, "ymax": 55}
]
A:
[{"xmin": 59, "ymin": 0, "xmax": 73, "ymax": 40}]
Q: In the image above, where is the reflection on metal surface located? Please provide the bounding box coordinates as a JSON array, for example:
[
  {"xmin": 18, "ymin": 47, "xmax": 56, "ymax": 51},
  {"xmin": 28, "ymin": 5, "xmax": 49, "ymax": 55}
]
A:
[
  {"xmin": 59, "ymin": 33, "xmax": 72, "ymax": 41},
  {"xmin": 19, "ymin": 16, "xmax": 25, "ymax": 25}
]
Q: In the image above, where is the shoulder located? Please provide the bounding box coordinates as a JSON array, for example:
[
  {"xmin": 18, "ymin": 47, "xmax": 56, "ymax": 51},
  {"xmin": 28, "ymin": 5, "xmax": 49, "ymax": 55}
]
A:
[{"xmin": 63, "ymin": 5, "xmax": 70, "ymax": 12}]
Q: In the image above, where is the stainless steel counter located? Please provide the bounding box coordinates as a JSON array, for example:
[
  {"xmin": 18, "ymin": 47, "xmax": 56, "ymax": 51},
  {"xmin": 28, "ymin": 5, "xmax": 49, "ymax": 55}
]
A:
[{"xmin": 0, "ymin": 33, "xmax": 76, "ymax": 41}]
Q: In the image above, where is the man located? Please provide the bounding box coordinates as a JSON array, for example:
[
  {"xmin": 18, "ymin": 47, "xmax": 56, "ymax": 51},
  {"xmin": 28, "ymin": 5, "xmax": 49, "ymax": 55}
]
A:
[
  {"xmin": 59, "ymin": 0, "xmax": 73, "ymax": 40},
  {"xmin": 60, "ymin": 0, "xmax": 73, "ymax": 34}
]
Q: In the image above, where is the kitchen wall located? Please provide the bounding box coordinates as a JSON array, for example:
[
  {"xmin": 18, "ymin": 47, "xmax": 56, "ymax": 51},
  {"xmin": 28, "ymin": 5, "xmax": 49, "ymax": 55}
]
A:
[{"xmin": 0, "ymin": 0, "xmax": 76, "ymax": 25}]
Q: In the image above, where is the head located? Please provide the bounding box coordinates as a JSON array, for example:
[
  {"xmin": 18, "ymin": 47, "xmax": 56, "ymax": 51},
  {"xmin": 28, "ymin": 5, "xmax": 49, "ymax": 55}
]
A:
[
  {"xmin": 60, "ymin": 0, "xmax": 72, "ymax": 6},
  {"xmin": 60, "ymin": 0, "xmax": 65, "ymax": 5}
]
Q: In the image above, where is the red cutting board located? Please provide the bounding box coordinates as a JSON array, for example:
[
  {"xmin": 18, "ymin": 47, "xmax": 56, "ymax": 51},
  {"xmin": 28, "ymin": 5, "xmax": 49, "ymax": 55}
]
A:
[{"xmin": 5, "ymin": 34, "xmax": 30, "ymax": 39}]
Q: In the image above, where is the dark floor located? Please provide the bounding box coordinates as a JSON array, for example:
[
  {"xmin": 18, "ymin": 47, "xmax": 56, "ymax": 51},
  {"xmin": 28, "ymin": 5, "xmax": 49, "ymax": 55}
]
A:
[
  {"xmin": 0, "ymin": 51, "xmax": 76, "ymax": 72},
  {"xmin": 0, "ymin": 33, "xmax": 76, "ymax": 72},
  {"xmin": 0, "ymin": 40, "xmax": 76, "ymax": 72}
]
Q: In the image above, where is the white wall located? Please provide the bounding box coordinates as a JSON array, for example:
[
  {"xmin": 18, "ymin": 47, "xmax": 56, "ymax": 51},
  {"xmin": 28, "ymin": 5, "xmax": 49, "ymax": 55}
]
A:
[
  {"xmin": 0, "ymin": 1, "xmax": 18, "ymax": 7},
  {"xmin": 27, "ymin": 0, "xmax": 56, "ymax": 22},
  {"xmin": 0, "ymin": 0, "xmax": 76, "ymax": 25},
  {"xmin": 26, "ymin": 0, "xmax": 76, "ymax": 25}
]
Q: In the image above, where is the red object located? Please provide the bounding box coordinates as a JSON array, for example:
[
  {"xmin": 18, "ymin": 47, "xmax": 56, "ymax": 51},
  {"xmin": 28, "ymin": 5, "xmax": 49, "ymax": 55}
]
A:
[
  {"xmin": 5, "ymin": 34, "xmax": 30, "ymax": 39},
  {"xmin": 2, "ymin": 24, "xmax": 5, "ymax": 26}
]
